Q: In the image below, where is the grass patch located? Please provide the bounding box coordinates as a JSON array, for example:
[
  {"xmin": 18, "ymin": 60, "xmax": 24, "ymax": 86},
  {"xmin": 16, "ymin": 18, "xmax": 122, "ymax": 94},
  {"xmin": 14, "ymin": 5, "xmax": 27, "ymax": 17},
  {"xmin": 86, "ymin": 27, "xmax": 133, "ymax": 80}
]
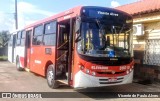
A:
[{"xmin": 0, "ymin": 56, "xmax": 8, "ymax": 61}]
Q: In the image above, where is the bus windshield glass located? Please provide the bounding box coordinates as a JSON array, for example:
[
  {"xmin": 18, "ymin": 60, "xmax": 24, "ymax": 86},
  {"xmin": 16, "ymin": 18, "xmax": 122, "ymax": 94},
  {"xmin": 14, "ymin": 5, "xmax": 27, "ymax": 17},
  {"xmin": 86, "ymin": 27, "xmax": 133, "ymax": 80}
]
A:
[{"xmin": 77, "ymin": 7, "xmax": 133, "ymax": 58}]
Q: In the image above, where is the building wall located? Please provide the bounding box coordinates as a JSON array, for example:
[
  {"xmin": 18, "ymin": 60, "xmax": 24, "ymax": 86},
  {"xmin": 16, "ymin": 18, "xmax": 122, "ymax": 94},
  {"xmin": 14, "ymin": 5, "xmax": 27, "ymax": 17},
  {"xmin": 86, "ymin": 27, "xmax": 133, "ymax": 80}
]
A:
[{"xmin": 133, "ymin": 14, "xmax": 160, "ymax": 82}]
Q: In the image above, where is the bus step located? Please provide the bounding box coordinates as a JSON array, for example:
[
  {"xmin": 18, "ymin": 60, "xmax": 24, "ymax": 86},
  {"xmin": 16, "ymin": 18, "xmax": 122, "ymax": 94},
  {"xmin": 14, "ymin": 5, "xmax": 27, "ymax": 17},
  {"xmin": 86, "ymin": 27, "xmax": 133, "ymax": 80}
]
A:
[
  {"xmin": 57, "ymin": 80, "xmax": 68, "ymax": 85},
  {"xmin": 25, "ymin": 68, "xmax": 30, "ymax": 72}
]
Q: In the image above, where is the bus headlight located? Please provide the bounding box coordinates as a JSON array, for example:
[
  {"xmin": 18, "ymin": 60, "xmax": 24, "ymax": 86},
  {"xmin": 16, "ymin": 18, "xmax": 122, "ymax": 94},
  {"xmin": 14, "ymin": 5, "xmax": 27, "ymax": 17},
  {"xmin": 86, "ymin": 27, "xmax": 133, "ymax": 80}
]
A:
[
  {"xmin": 86, "ymin": 69, "xmax": 90, "ymax": 74},
  {"xmin": 132, "ymin": 66, "xmax": 134, "ymax": 69},
  {"xmin": 129, "ymin": 68, "xmax": 132, "ymax": 72},
  {"xmin": 79, "ymin": 65, "xmax": 84, "ymax": 70},
  {"xmin": 126, "ymin": 70, "xmax": 129, "ymax": 74},
  {"xmin": 92, "ymin": 72, "xmax": 96, "ymax": 76}
]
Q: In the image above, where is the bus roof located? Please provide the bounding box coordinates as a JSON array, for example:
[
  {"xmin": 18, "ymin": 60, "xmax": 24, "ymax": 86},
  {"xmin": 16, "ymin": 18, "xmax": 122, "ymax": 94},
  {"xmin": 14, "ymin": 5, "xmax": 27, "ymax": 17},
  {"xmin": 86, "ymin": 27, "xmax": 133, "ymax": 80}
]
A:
[
  {"xmin": 24, "ymin": 6, "xmax": 132, "ymax": 29},
  {"xmin": 25, "ymin": 6, "xmax": 83, "ymax": 29}
]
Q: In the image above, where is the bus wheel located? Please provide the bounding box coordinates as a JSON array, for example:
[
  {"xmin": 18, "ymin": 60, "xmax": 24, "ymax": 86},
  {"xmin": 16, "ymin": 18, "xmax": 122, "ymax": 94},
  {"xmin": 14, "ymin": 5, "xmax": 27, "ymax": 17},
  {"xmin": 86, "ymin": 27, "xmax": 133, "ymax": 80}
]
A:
[
  {"xmin": 16, "ymin": 57, "xmax": 23, "ymax": 71},
  {"xmin": 47, "ymin": 65, "xmax": 59, "ymax": 89}
]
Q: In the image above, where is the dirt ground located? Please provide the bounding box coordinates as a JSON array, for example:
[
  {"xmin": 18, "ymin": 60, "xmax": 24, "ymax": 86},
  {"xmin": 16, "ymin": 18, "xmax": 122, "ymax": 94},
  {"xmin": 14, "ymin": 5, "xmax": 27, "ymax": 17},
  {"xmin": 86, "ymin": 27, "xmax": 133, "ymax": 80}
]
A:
[{"xmin": 0, "ymin": 61, "xmax": 159, "ymax": 101}]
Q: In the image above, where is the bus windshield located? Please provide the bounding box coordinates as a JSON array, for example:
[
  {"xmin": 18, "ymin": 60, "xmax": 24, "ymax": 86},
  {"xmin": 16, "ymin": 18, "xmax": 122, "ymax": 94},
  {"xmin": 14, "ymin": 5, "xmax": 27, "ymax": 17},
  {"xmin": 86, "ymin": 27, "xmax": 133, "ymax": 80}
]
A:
[{"xmin": 77, "ymin": 20, "xmax": 132, "ymax": 58}]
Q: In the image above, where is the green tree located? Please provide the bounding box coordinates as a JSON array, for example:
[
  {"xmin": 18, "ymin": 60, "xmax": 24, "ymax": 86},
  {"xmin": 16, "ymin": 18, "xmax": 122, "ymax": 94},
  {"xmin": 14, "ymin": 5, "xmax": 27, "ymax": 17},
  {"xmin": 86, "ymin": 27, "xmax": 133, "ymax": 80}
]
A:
[{"xmin": 0, "ymin": 30, "xmax": 10, "ymax": 47}]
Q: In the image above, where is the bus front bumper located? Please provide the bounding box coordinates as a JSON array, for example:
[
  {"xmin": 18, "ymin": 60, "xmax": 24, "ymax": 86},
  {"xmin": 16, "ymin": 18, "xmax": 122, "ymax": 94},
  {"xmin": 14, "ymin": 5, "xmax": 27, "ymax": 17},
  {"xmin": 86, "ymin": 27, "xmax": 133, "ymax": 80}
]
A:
[{"xmin": 74, "ymin": 70, "xmax": 133, "ymax": 88}]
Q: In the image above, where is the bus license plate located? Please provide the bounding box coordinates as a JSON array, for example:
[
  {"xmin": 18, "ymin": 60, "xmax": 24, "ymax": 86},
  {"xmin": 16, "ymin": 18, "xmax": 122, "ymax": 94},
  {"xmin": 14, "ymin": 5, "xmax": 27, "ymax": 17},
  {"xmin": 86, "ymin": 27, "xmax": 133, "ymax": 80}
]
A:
[{"xmin": 108, "ymin": 78, "xmax": 117, "ymax": 82}]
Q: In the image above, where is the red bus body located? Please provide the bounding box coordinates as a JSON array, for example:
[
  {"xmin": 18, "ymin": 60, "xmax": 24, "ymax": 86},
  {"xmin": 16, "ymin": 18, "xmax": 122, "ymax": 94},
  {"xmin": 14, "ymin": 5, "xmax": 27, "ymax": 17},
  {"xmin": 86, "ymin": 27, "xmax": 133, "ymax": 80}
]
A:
[{"xmin": 13, "ymin": 6, "xmax": 134, "ymax": 88}]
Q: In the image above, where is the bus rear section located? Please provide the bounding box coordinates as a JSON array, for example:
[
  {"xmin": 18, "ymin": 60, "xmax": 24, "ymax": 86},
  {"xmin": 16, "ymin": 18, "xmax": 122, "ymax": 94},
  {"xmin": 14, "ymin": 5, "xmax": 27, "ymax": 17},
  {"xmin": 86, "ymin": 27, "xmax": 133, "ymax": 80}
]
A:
[
  {"xmin": 8, "ymin": 33, "xmax": 16, "ymax": 63},
  {"xmin": 15, "ymin": 31, "xmax": 26, "ymax": 71}
]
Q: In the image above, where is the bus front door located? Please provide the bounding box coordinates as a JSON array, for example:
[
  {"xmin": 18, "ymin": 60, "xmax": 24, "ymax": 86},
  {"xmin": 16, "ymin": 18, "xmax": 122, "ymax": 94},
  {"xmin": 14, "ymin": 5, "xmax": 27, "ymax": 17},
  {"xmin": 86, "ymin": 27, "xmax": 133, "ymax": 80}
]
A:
[{"xmin": 56, "ymin": 18, "xmax": 73, "ymax": 84}]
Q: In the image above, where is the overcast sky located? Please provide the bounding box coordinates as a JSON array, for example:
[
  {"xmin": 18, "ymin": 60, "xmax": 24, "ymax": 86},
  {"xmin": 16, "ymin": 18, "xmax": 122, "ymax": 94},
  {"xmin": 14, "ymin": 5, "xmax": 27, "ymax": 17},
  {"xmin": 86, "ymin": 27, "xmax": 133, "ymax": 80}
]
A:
[{"xmin": 0, "ymin": 0, "xmax": 138, "ymax": 32}]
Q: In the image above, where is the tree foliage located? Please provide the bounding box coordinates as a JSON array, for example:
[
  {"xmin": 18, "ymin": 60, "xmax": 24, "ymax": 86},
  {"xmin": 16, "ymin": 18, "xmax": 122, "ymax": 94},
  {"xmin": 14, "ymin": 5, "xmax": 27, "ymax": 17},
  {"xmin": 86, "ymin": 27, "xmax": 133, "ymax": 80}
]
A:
[{"xmin": 0, "ymin": 30, "xmax": 10, "ymax": 47}]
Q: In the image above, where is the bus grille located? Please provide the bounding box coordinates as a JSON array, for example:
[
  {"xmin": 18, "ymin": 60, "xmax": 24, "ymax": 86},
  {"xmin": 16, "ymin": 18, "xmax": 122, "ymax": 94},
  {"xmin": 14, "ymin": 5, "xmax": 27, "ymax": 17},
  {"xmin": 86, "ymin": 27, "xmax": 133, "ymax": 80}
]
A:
[
  {"xmin": 97, "ymin": 71, "xmax": 125, "ymax": 75},
  {"xmin": 99, "ymin": 77, "xmax": 124, "ymax": 84}
]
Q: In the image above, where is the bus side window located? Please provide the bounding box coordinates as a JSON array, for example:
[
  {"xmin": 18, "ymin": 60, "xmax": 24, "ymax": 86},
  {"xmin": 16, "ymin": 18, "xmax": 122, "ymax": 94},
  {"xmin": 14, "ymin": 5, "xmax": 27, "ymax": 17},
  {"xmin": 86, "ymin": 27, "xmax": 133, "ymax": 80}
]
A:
[
  {"xmin": 33, "ymin": 25, "xmax": 43, "ymax": 45},
  {"xmin": 21, "ymin": 30, "xmax": 26, "ymax": 46},
  {"xmin": 58, "ymin": 23, "xmax": 69, "ymax": 47},
  {"xmin": 43, "ymin": 21, "xmax": 57, "ymax": 46},
  {"xmin": 16, "ymin": 31, "xmax": 21, "ymax": 46}
]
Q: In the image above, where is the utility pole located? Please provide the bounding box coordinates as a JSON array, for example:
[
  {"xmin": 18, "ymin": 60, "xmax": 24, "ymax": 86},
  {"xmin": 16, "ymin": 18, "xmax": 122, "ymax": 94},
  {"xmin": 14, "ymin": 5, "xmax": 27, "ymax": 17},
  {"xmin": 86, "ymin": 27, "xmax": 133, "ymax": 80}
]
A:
[{"xmin": 15, "ymin": 0, "xmax": 18, "ymax": 29}]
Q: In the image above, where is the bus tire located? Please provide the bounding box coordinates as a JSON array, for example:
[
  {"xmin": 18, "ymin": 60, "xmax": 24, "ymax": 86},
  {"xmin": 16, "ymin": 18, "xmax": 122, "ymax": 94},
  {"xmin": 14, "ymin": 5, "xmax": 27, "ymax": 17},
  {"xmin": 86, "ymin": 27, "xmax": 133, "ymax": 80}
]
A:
[
  {"xmin": 16, "ymin": 57, "xmax": 24, "ymax": 71},
  {"xmin": 47, "ymin": 64, "xmax": 59, "ymax": 89}
]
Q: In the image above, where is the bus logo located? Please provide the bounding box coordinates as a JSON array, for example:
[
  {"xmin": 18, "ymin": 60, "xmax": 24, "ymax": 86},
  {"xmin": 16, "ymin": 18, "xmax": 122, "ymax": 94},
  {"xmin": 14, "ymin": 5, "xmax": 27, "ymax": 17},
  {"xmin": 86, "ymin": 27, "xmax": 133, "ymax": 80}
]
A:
[
  {"xmin": 111, "ymin": 71, "xmax": 116, "ymax": 74},
  {"xmin": 91, "ymin": 66, "xmax": 108, "ymax": 70}
]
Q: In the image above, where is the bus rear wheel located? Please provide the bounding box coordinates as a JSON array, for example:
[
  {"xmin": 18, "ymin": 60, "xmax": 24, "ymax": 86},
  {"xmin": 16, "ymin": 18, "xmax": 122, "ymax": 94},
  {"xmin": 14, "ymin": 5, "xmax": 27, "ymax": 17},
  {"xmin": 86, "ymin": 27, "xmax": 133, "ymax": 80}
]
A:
[
  {"xmin": 16, "ymin": 57, "xmax": 24, "ymax": 71},
  {"xmin": 47, "ymin": 65, "xmax": 59, "ymax": 89}
]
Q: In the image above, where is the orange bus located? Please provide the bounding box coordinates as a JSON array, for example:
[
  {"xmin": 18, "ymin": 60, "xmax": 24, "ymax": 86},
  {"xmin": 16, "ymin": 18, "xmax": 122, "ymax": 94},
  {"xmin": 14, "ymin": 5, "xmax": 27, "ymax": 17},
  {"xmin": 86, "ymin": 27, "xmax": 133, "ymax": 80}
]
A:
[{"xmin": 12, "ymin": 6, "xmax": 134, "ymax": 89}]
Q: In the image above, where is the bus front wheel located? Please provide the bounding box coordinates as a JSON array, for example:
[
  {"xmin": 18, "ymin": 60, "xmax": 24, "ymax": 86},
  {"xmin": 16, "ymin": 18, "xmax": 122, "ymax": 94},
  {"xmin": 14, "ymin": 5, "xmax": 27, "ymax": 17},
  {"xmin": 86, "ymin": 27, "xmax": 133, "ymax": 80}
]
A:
[{"xmin": 47, "ymin": 65, "xmax": 59, "ymax": 89}]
